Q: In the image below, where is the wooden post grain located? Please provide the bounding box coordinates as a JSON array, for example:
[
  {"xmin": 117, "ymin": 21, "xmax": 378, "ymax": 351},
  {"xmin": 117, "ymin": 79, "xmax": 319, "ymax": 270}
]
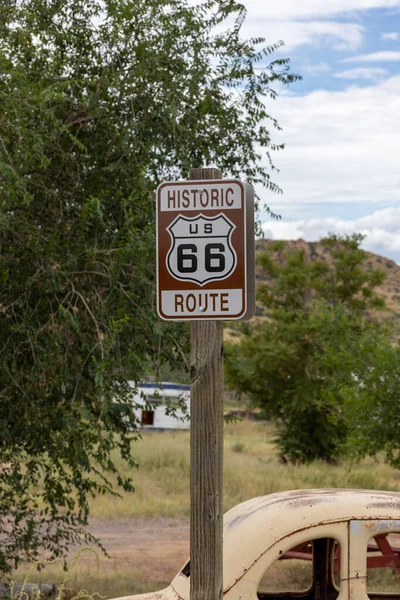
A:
[{"xmin": 189, "ymin": 167, "xmax": 224, "ymax": 600}]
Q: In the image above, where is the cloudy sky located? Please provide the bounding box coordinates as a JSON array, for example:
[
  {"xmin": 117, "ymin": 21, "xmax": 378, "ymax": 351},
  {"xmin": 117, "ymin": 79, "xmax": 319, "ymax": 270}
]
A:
[{"xmin": 239, "ymin": 1, "xmax": 400, "ymax": 261}]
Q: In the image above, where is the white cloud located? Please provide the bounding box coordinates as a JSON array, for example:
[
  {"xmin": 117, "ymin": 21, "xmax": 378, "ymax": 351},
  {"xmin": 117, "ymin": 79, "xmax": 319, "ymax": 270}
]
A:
[
  {"xmin": 302, "ymin": 63, "xmax": 332, "ymax": 75},
  {"xmin": 197, "ymin": 0, "xmax": 400, "ymax": 21},
  {"xmin": 256, "ymin": 76, "xmax": 400, "ymax": 245},
  {"xmin": 261, "ymin": 208, "xmax": 400, "ymax": 261},
  {"xmin": 381, "ymin": 32, "xmax": 399, "ymax": 40},
  {"xmin": 207, "ymin": 1, "xmax": 396, "ymax": 54},
  {"xmin": 241, "ymin": 0, "xmax": 400, "ymax": 21},
  {"xmin": 343, "ymin": 51, "xmax": 400, "ymax": 62},
  {"xmin": 209, "ymin": 1, "xmax": 374, "ymax": 54},
  {"xmin": 334, "ymin": 67, "xmax": 389, "ymax": 80},
  {"xmin": 245, "ymin": 21, "xmax": 365, "ymax": 51}
]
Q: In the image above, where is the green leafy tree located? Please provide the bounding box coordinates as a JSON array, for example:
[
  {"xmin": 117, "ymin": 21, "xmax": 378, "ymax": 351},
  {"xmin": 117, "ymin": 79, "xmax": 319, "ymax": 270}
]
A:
[
  {"xmin": 225, "ymin": 234, "xmax": 388, "ymax": 463},
  {"xmin": 0, "ymin": 0, "xmax": 299, "ymax": 575},
  {"xmin": 343, "ymin": 335, "xmax": 400, "ymax": 469}
]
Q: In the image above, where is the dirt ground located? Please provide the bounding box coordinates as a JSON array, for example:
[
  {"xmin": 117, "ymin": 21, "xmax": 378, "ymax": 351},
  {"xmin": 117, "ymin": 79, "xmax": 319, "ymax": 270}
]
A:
[
  {"xmin": 82, "ymin": 518, "xmax": 299, "ymax": 594},
  {"xmin": 86, "ymin": 517, "xmax": 190, "ymax": 585}
]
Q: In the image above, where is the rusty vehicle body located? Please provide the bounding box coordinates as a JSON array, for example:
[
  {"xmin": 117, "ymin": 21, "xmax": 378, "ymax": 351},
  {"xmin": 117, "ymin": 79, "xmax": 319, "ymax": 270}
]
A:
[{"xmin": 114, "ymin": 489, "xmax": 400, "ymax": 600}]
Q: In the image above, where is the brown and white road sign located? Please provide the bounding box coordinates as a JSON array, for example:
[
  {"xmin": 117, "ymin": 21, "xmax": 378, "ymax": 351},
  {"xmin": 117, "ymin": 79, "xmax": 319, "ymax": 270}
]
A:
[{"xmin": 156, "ymin": 179, "xmax": 255, "ymax": 320}]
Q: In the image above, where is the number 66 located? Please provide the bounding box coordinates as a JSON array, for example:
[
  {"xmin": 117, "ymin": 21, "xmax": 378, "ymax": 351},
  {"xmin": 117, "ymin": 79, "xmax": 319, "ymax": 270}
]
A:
[{"xmin": 177, "ymin": 243, "xmax": 226, "ymax": 273}]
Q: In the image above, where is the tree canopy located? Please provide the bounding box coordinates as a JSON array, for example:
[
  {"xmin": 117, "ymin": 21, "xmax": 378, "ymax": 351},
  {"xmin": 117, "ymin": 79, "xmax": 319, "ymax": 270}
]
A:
[
  {"xmin": 225, "ymin": 234, "xmax": 390, "ymax": 464},
  {"xmin": 0, "ymin": 0, "xmax": 299, "ymax": 575},
  {"xmin": 343, "ymin": 332, "xmax": 400, "ymax": 470}
]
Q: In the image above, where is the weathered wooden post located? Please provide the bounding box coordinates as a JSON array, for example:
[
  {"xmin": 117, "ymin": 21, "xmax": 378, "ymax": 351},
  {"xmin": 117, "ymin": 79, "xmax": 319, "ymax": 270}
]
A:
[
  {"xmin": 156, "ymin": 167, "xmax": 255, "ymax": 600},
  {"xmin": 189, "ymin": 167, "xmax": 224, "ymax": 600}
]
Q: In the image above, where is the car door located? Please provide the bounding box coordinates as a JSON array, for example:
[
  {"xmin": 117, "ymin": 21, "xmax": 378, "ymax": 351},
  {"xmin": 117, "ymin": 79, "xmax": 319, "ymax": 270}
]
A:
[
  {"xmin": 349, "ymin": 520, "xmax": 400, "ymax": 600},
  {"xmin": 227, "ymin": 522, "xmax": 349, "ymax": 600}
]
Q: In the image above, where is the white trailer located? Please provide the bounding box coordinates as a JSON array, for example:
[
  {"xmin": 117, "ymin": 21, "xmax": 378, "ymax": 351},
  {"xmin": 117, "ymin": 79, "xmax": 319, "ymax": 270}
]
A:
[{"xmin": 128, "ymin": 382, "xmax": 190, "ymax": 430}]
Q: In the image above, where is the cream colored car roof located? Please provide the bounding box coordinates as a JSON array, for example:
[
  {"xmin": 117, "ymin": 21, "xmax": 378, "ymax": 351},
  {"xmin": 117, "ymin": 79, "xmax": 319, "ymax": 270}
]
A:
[{"xmin": 172, "ymin": 488, "xmax": 400, "ymax": 597}]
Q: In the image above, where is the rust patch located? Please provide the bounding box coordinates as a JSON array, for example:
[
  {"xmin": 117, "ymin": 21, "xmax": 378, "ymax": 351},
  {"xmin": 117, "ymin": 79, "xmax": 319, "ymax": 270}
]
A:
[
  {"xmin": 225, "ymin": 490, "xmax": 338, "ymax": 530},
  {"xmin": 367, "ymin": 501, "xmax": 400, "ymax": 509},
  {"xmin": 225, "ymin": 489, "xmax": 400, "ymax": 531}
]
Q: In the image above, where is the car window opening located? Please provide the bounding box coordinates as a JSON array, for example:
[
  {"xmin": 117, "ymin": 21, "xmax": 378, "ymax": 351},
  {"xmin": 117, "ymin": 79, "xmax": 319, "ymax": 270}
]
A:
[
  {"xmin": 181, "ymin": 561, "xmax": 190, "ymax": 577},
  {"xmin": 258, "ymin": 538, "xmax": 340, "ymax": 600},
  {"xmin": 367, "ymin": 532, "xmax": 400, "ymax": 599}
]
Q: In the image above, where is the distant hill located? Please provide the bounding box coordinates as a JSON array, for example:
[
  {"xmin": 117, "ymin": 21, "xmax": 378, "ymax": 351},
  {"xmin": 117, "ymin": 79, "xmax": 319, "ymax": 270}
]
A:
[
  {"xmin": 225, "ymin": 238, "xmax": 400, "ymax": 342},
  {"xmin": 254, "ymin": 238, "xmax": 400, "ymax": 322}
]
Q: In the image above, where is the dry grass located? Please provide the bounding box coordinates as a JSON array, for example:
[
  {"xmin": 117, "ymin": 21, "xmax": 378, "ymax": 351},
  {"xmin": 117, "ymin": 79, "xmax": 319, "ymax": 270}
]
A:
[
  {"xmin": 368, "ymin": 567, "xmax": 400, "ymax": 593},
  {"xmin": 259, "ymin": 560, "xmax": 313, "ymax": 593},
  {"xmin": 86, "ymin": 419, "xmax": 400, "ymax": 519},
  {"xmin": 10, "ymin": 553, "xmax": 157, "ymax": 600}
]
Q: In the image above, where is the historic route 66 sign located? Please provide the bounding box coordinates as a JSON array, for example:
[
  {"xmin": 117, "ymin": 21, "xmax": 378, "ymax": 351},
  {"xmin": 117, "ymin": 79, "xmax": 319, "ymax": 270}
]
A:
[
  {"xmin": 166, "ymin": 214, "xmax": 237, "ymax": 286},
  {"xmin": 156, "ymin": 179, "xmax": 255, "ymax": 321}
]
